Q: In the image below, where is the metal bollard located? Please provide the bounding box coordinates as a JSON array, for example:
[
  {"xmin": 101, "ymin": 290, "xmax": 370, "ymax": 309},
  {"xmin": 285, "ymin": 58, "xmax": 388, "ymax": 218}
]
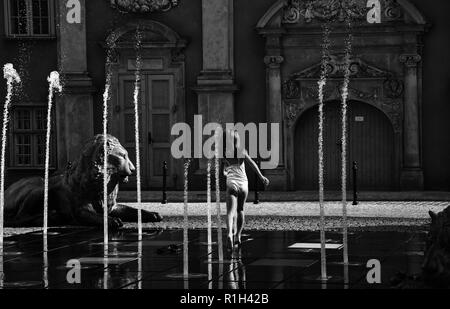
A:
[
  {"xmin": 162, "ymin": 161, "xmax": 168, "ymax": 204},
  {"xmin": 352, "ymin": 161, "xmax": 358, "ymax": 205},
  {"xmin": 254, "ymin": 158, "xmax": 260, "ymax": 205}
]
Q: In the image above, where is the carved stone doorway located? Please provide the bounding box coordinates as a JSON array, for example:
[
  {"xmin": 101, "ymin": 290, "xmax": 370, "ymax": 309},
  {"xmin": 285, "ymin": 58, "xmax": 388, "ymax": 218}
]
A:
[
  {"xmin": 257, "ymin": 0, "xmax": 427, "ymax": 190},
  {"xmin": 106, "ymin": 20, "xmax": 187, "ymax": 190}
]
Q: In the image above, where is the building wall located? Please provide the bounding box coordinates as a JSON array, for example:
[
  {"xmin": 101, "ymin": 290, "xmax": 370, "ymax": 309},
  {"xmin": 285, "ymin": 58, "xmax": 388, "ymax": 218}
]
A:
[
  {"xmin": 84, "ymin": 0, "xmax": 202, "ymax": 136},
  {"xmin": 0, "ymin": 1, "xmax": 58, "ymax": 186},
  {"xmin": 234, "ymin": 0, "xmax": 274, "ymax": 125},
  {"xmin": 409, "ymin": 0, "xmax": 450, "ymax": 190},
  {"xmin": 233, "ymin": 0, "xmax": 450, "ymax": 191},
  {"xmin": 0, "ymin": 0, "xmax": 449, "ymax": 190}
]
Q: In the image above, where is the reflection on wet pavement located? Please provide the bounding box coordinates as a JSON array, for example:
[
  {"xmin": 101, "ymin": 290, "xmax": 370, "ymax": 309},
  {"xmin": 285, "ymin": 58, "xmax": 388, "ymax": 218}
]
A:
[{"xmin": 0, "ymin": 227, "xmax": 427, "ymax": 289}]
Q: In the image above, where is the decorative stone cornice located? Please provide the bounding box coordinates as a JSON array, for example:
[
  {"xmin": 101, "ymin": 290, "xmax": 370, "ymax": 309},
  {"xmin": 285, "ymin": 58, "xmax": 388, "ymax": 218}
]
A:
[
  {"xmin": 399, "ymin": 54, "xmax": 422, "ymax": 68},
  {"xmin": 264, "ymin": 55, "xmax": 284, "ymax": 68},
  {"xmin": 192, "ymin": 84, "xmax": 239, "ymax": 94},
  {"xmin": 288, "ymin": 54, "xmax": 394, "ymax": 80},
  {"xmin": 109, "ymin": 0, "xmax": 179, "ymax": 13},
  {"xmin": 59, "ymin": 73, "xmax": 96, "ymax": 94},
  {"xmin": 282, "ymin": 0, "xmax": 402, "ymax": 24}
]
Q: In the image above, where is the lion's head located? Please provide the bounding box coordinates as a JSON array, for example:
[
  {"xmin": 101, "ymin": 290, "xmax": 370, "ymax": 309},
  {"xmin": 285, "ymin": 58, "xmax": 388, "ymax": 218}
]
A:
[
  {"xmin": 65, "ymin": 134, "xmax": 135, "ymax": 198},
  {"xmin": 423, "ymin": 207, "xmax": 450, "ymax": 287}
]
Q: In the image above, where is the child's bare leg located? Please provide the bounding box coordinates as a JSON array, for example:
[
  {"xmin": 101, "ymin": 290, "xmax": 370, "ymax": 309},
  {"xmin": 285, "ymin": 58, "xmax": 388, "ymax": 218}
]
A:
[
  {"xmin": 236, "ymin": 185, "xmax": 249, "ymax": 245},
  {"xmin": 226, "ymin": 191, "xmax": 237, "ymax": 248},
  {"xmin": 236, "ymin": 211, "xmax": 245, "ymax": 245}
]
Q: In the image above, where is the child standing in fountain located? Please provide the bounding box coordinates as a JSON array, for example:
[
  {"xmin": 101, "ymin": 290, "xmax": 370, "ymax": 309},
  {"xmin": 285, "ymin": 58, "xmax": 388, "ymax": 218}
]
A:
[{"xmin": 222, "ymin": 130, "xmax": 269, "ymax": 250}]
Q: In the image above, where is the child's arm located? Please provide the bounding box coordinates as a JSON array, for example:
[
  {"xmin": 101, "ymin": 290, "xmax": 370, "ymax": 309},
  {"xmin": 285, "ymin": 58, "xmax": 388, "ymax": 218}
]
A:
[{"xmin": 244, "ymin": 152, "xmax": 270, "ymax": 187}]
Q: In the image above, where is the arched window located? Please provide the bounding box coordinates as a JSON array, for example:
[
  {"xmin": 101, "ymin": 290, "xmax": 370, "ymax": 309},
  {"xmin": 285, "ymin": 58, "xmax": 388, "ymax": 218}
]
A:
[{"xmin": 4, "ymin": 0, "xmax": 55, "ymax": 37}]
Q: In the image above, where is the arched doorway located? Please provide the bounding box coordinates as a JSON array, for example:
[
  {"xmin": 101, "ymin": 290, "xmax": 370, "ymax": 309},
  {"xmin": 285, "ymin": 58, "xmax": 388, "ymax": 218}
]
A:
[
  {"xmin": 294, "ymin": 100, "xmax": 395, "ymax": 190},
  {"xmin": 106, "ymin": 20, "xmax": 187, "ymax": 189},
  {"xmin": 257, "ymin": 0, "xmax": 427, "ymax": 190}
]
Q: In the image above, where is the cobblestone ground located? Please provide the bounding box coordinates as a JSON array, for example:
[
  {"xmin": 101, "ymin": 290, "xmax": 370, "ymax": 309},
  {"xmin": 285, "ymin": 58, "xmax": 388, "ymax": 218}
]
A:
[
  {"xmin": 118, "ymin": 191, "xmax": 450, "ymax": 202},
  {"xmin": 4, "ymin": 201, "xmax": 445, "ymax": 236},
  {"xmin": 125, "ymin": 216, "xmax": 429, "ymax": 233},
  {"xmin": 120, "ymin": 201, "xmax": 446, "ymax": 232},
  {"xmin": 125, "ymin": 201, "xmax": 448, "ymax": 219}
]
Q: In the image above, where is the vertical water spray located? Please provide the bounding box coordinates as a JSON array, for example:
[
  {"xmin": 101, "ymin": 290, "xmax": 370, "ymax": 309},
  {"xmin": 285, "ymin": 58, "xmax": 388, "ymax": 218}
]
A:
[
  {"xmin": 207, "ymin": 159, "xmax": 213, "ymax": 289},
  {"xmin": 0, "ymin": 249, "xmax": 3, "ymax": 289},
  {"xmin": 341, "ymin": 19, "xmax": 354, "ymax": 271},
  {"xmin": 207, "ymin": 159, "xmax": 212, "ymax": 247},
  {"xmin": 102, "ymin": 36, "xmax": 118, "ymax": 250},
  {"xmin": 214, "ymin": 128, "xmax": 223, "ymax": 262},
  {"xmin": 103, "ymin": 256, "xmax": 109, "ymax": 290},
  {"xmin": 103, "ymin": 86, "xmax": 111, "ymax": 250},
  {"xmin": 0, "ymin": 64, "xmax": 20, "ymax": 253},
  {"xmin": 166, "ymin": 159, "xmax": 206, "ymax": 282},
  {"xmin": 133, "ymin": 28, "xmax": 143, "ymax": 240},
  {"xmin": 138, "ymin": 240, "xmax": 142, "ymax": 289},
  {"xmin": 43, "ymin": 235, "xmax": 48, "ymax": 289},
  {"xmin": 183, "ymin": 159, "xmax": 191, "ymax": 279},
  {"xmin": 14, "ymin": 41, "xmax": 33, "ymax": 103},
  {"xmin": 43, "ymin": 71, "xmax": 62, "ymax": 236},
  {"xmin": 317, "ymin": 24, "xmax": 331, "ymax": 282}
]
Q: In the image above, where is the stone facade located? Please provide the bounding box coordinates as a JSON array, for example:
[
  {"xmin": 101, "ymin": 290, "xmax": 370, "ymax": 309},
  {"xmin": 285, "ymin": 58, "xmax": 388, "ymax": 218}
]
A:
[
  {"xmin": 4, "ymin": 0, "xmax": 448, "ymax": 191},
  {"xmin": 56, "ymin": 0, "xmax": 95, "ymax": 168}
]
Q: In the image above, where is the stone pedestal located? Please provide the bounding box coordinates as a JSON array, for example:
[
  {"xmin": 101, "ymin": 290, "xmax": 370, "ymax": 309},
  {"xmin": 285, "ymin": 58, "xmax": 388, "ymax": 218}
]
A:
[{"xmin": 56, "ymin": 0, "xmax": 94, "ymax": 167}]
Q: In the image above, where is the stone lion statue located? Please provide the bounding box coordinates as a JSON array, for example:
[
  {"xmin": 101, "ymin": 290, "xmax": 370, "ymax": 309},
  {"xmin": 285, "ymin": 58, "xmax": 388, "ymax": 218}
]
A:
[
  {"xmin": 422, "ymin": 207, "xmax": 450, "ymax": 287},
  {"xmin": 391, "ymin": 206, "xmax": 450, "ymax": 288},
  {"xmin": 4, "ymin": 134, "xmax": 162, "ymax": 229}
]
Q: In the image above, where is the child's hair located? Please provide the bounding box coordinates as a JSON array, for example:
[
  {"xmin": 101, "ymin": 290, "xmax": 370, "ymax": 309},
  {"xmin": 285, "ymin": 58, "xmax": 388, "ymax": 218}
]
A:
[{"xmin": 222, "ymin": 129, "xmax": 242, "ymax": 159}]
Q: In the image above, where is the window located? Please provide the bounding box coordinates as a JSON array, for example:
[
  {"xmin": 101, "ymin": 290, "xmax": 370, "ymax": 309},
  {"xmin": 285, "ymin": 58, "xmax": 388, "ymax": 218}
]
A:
[
  {"xmin": 9, "ymin": 107, "xmax": 55, "ymax": 168},
  {"xmin": 4, "ymin": 0, "xmax": 55, "ymax": 37}
]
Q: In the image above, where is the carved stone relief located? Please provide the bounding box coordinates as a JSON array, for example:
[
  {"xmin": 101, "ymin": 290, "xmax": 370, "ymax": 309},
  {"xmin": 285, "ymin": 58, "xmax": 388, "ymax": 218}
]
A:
[
  {"xmin": 282, "ymin": 0, "xmax": 403, "ymax": 24},
  {"xmin": 109, "ymin": 0, "xmax": 179, "ymax": 13}
]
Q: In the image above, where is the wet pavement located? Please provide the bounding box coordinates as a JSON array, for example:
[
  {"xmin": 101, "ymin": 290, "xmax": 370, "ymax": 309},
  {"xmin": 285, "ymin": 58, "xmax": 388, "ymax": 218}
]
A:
[{"xmin": 0, "ymin": 227, "xmax": 428, "ymax": 289}]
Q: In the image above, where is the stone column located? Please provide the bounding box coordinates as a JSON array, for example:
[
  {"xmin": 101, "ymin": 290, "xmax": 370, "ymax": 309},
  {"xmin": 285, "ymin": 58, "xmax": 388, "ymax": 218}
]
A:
[
  {"xmin": 400, "ymin": 53, "xmax": 423, "ymax": 190},
  {"xmin": 194, "ymin": 0, "xmax": 238, "ymax": 170},
  {"xmin": 198, "ymin": 0, "xmax": 234, "ymax": 86},
  {"xmin": 264, "ymin": 55, "xmax": 284, "ymax": 161},
  {"xmin": 56, "ymin": 0, "xmax": 94, "ymax": 168},
  {"xmin": 263, "ymin": 55, "xmax": 287, "ymax": 190},
  {"xmin": 260, "ymin": 32, "xmax": 287, "ymax": 190}
]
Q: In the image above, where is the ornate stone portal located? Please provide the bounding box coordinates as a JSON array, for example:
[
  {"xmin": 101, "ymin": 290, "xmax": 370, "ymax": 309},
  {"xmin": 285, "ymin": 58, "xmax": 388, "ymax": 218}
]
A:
[
  {"xmin": 109, "ymin": 0, "xmax": 179, "ymax": 13},
  {"xmin": 257, "ymin": 0, "xmax": 427, "ymax": 190},
  {"xmin": 282, "ymin": 55, "xmax": 404, "ymax": 130}
]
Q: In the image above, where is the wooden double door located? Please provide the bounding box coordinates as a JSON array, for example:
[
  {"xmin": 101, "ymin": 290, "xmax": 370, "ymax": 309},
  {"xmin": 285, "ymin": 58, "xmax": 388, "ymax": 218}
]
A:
[
  {"xmin": 294, "ymin": 100, "xmax": 395, "ymax": 190},
  {"xmin": 112, "ymin": 74, "xmax": 175, "ymax": 189}
]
